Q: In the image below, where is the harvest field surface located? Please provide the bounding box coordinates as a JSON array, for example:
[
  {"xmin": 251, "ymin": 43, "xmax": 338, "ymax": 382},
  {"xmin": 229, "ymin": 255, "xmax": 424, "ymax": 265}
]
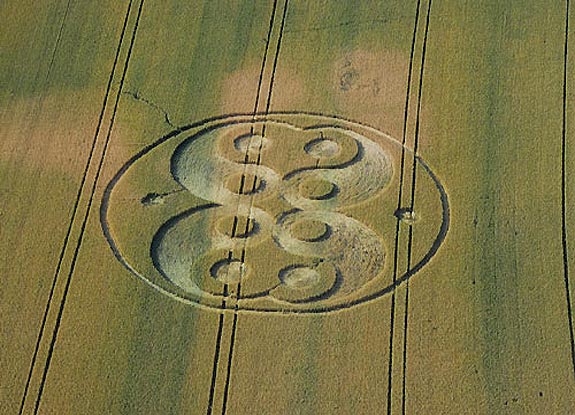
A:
[{"xmin": 2, "ymin": 0, "xmax": 575, "ymax": 414}]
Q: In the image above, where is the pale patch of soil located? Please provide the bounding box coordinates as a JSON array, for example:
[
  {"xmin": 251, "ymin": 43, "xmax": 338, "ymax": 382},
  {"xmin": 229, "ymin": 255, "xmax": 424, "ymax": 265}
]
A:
[
  {"xmin": 332, "ymin": 48, "xmax": 408, "ymax": 139},
  {"xmin": 221, "ymin": 64, "xmax": 262, "ymax": 114},
  {"xmin": 0, "ymin": 87, "xmax": 109, "ymax": 177}
]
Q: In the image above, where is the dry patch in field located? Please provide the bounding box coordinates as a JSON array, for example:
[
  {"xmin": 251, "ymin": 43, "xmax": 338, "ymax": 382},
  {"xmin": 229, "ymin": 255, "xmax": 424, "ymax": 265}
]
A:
[
  {"xmin": 0, "ymin": 88, "xmax": 108, "ymax": 176},
  {"xmin": 221, "ymin": 64, "xmax": 262, "ymax": 114},
  {"xmin": 222, "ymin": 64, "xmax": 304, "ymax": 113},
  {"xmin": 332, "ymin": 49, "xmax": 407, "ymax": 136}
]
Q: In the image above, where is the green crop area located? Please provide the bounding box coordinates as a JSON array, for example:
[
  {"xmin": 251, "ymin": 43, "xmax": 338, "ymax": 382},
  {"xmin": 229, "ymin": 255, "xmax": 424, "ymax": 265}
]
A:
[{"xmin": 2, "ymin": 0, "xmax": 575, "ymax": 414}]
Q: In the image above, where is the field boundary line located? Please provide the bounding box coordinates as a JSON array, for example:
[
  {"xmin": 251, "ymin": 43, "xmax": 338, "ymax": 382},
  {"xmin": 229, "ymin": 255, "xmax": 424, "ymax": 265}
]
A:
[{"xmin": 17, "ymin": 1, "xmax": 135, "ymax": 414}]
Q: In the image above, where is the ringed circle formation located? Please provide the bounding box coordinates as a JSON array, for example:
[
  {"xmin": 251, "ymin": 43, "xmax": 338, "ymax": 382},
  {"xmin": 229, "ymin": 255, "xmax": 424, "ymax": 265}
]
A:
[{"xmin": 101, "ymin": 112, "xmax": 449, "ymax": 314}]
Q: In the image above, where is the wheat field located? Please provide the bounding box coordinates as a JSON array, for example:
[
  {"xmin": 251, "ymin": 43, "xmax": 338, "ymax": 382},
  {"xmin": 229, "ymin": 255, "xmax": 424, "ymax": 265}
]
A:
[{"xmin": 2, "ymin": 1, "xmax": 575, "ymax": 414}]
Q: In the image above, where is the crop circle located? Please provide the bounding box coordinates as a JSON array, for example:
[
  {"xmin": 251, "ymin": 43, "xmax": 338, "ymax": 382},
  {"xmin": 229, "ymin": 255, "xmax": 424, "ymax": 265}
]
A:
[{"xmin": 101, "ymin": 112, "xmax": 449, "ymax": 314}]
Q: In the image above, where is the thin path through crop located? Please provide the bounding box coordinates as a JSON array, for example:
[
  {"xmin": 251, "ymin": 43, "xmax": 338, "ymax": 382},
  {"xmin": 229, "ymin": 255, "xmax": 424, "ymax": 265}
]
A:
[
  {"xmin": 401, "ymin": 2, "xmax": 433, "ymax": 413},
  {"xmin": 26, "ymin": 1, "xmax": 146, "ymax": 413},
  {"xmin": 222, "ymin": 2, "xmax": 290, "ymax": 414},
  {"xmin": 385, "ymin": 0, "xmax": 422, "ymax": 413},
  {"xmin": 17, "ymin": 1, "xmax": 135, "ymax": 413},
  {"xmin": 561, "ymin": 0, "xmax": 575, "ymax": 381},
  {"xmin": 385, "ymin": 0, "xmax": 433, "ymax": 413},
  {"xmin": 205, "ymin": 1, "xmax": 289, "ymax": 414}
]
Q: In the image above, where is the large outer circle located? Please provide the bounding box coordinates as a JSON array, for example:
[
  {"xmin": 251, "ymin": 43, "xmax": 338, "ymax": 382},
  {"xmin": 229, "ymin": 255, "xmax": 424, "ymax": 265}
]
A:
[{"xmin": 100, "ymin": 112, "xmax": 450, "ymax": 314}]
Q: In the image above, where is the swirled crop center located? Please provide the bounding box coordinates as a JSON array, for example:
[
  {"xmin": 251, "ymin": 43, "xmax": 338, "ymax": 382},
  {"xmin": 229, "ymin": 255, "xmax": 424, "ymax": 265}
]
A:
[{"xmin": 101, "ymin": 113, "xmax": 449, "ymax": 314}]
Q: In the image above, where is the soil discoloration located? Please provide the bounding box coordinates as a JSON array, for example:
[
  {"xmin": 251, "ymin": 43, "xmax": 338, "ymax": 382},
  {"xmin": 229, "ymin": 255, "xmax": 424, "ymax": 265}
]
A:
[
  {"xmin": 332, "ymin": 49, "xmax": 407, "ymax": 137},
  {"xmin": 221, "ymin": 64, "xmax": 262, "ymax": 113}
]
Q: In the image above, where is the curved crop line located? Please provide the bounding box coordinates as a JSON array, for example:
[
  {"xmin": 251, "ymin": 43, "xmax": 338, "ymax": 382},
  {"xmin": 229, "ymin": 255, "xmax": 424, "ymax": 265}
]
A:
[
  {"xmin": 147, "ymin": 203, "xmax": 274, "ymax": 302},
  {"xmin": 100, "ymin": 113, "xmax": 449, "ymax": 315},
  {"xmin": 149, "ymin": 203, "xmax": 220, "ymax": 283},
  {"xmin": 282, "ymin": 136, "xmax": 364, "ymax": 181}
]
